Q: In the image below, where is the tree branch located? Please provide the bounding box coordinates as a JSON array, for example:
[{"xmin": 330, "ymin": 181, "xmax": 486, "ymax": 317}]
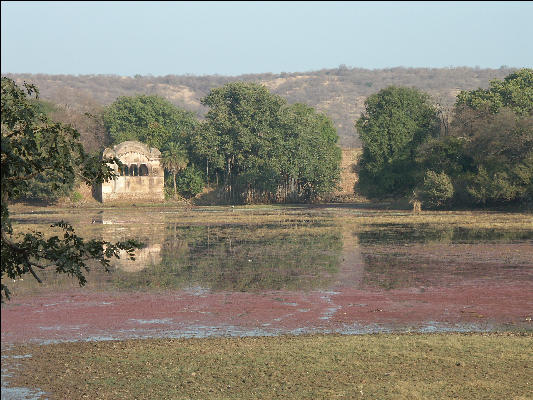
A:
[
  {"xmin": 1, "ymin": 229, "xmax": 26, "ymax": 251},
  {"xmin": 29, "ymin": 261, "xmax": 48, "ymax": 270},
  {"xmin": 26, "ymin": 264, "xmax": 43, "ymax": 284}
]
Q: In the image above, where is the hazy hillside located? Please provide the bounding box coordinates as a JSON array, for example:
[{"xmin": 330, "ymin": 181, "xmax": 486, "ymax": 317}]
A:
[{"xmin": 5, "ymin": 66, "xmax": 516, "ymax": 147}]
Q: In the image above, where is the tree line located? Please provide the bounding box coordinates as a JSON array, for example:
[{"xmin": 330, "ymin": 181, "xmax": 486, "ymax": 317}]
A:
[
  {"xmin": 355, "ymin": 68, "xmax": 532, "ymax": 209},
  {"xmin": 6, "ymin": 68, "xmax": 532, "ymax": 209},
  {"xmin": 102, "ymin": 82, "xmax": 341, "ymax": 203},
  {"xmin": 6, "ymin": 66, "xmax": 516, "ymax": 147},
  {"xmin": 13, "ymin": 80, "xmax": 342, "ymax": 204}
]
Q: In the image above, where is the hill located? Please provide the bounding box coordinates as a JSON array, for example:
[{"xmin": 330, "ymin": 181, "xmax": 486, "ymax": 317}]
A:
[{"xmin": 5, "ymin": 66, "xmax": 516, "ymax": 147}]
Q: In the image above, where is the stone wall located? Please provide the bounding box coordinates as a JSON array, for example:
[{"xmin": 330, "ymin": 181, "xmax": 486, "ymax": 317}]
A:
[{"xmin": 98, "ymin": 141, "xmax": 165, "ymax": 203}]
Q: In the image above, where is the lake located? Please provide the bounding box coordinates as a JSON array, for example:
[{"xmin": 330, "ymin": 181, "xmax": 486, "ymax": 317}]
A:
[{"xmin": 2, "ymin": 205, "xmax": 532, "ymax": 343}]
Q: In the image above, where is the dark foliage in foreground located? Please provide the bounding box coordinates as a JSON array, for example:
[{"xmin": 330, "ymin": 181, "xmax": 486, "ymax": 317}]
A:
[{"xmin": 1, "ymin": 77, "xmax": 142, "ymax": 300}]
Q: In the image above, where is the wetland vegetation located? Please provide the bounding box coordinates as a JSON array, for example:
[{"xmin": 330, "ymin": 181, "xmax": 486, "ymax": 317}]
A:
[{"xmin": 3, "ymin": 202, "xmax": 532, "ymax": 400}]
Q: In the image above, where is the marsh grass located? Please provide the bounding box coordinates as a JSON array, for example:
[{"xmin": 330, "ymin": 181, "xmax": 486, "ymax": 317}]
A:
[
  {"xmin": 9, "ymin": 202, "xmax": 533, "ymax": 228},
  {"xmin": 4, "ymin": 333, "xmax": 532, "ymax": 399},
  {"xmin": 338, "ymin": 210, "xmax": 533, "ymax": 232}
]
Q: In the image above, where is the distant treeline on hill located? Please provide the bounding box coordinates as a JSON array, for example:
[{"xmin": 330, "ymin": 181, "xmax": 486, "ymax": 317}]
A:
[{"xmin": 5, "ymin": 66, "xmax": 516, "ymax": 147}]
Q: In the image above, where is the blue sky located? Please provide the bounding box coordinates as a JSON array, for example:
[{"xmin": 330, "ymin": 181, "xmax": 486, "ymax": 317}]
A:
[{"xmin": 2, "ymin": 1, "xmax": 532, "ymax": 76}]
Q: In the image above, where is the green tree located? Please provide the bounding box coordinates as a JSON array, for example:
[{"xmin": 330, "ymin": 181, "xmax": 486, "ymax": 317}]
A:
[
  {"xmin": 161, "ymin": 142, "xmax": 189, "ymax": 196},
  {"xmin": 416, "ymin": 136, "xmax": 474, "ymax": 177},
  {"xmin": 282, "ymin": 103, "xmax": 341, "ymax": 201},
  {"xmin": 417, "ymin": 69, "xmax": 533, "ymax": 207},
  {"xmin": 456, "ymin": 68, "xmax": 533, "ymax": 115},
  {"xmin": 1, "ymin": 77, "xmax": 141, "ymax": 301},
  {"xmin": 198, "ymin": 82, "xmax": 342, "ymax": 203},
  {"xmin": 175, "ymin": 165, "xmax": 205, "ymax": 198},
  {"xmin": 457, "ymin": 109, "xmax": 533, "ymax": 205},
  {"xmin": 419, "ymin": 170, "xmax": 454, "ymax": 209},
  {"xmin": 5, "ymin": 97, "xmax": 78, "ymax": 203},
  {"xmin": 452, "ymin": 75, "xmax": 532, "ymax": 207},
  {"xmin": 189, "ymin": 122, "xmax": 225, "ymax": 186},
  {"xmin": 355, "ymin": 86, "xmax": 440, "ymax": 198},
  {"xmin": 102, "ymin": 95, "xmax": 198, "ymax": 150},
  {"xmin": 200, "ymin": 82, "xmax": 288, "ymax": 202}
]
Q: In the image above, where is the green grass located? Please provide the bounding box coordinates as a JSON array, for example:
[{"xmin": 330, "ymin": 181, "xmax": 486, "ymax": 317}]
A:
[{"xmin": 4, "ymin": 333, "xmax": 532, "ymax": 399}]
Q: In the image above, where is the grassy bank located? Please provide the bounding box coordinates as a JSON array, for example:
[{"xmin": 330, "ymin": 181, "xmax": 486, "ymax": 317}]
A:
[{"xmin": 4, "ymin": 333, "xmax": 532, "ymax": 399}]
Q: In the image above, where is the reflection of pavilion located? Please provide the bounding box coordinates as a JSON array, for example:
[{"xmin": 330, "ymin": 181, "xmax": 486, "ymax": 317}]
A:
[
  {"xmin": 114, "ymin": 244, "xmax": 162, "ymax": 272},
  {"xmin": 97, "ymin": 141, "xmax": 165, "ymax": 202},
  {"xmin": 99, "ymin": 213, "xmax": 163, "ymax": 272}
]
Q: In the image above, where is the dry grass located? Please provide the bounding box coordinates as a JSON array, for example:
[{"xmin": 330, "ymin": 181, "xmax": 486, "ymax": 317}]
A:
[
  {"xmin": 9, "ymin": 203, "xmax": 533, "ymax": 231},
  {"xmin": 4, "ymin": 333, "xmax": 532, "ymax": 399},
  {"xmin": 333, "ymin": 148, "xmax": 361, "ymax": 201},
  {"xmin": 336, "ymin": 210, "xmax": 533, "ymax": 231}
]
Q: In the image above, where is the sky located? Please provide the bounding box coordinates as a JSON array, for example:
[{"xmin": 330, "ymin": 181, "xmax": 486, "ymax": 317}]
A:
[{"xmin": 1, "ymin": 1, "xmax": 532, "ymax": 76}]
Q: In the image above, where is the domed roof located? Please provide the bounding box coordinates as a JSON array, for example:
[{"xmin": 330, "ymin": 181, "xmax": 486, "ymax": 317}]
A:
[{"xmin": 103, "ymin": 141, "xmax": 161, "ymax": 159}]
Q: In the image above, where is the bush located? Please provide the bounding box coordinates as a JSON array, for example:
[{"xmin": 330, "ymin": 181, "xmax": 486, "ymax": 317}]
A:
[
  {"xmin": 420, "ymin": 170, "xmax": 454, "ymax": 209},
  {"xmin": 164, "ymin": 185, "xmax": 175, "ymax": 200},
  {"xmin": 466, "ymin": 166, "xmax": 530, "ymax": 206},
  {"xmin": 13, "ymin": 171, "xmax": 74, "ymax": 203},
  {"xmin": 176, "ymin": 166, "xmax": 205, "ymax": 198},
  {"xmin": 69, "ymin": 191, "xmax": 83, "ymax": 203}
]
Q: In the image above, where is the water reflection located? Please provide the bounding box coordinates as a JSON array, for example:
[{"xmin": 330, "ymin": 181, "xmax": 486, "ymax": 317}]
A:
[
  {"xmin": 359, "ymin": 223, "xmax": 533, "ymax": 244},
  {"xmin": 99, "ymin": 211, "xmax": 533, "ymax": 292},
  {"xmin": 332, "ymin": 228, "xmax": 365, "ymax": 288},
  {"xmin": 8, "ymin": 208, "xmax": 533, "ymax": 294},
  {"xmin": 111, "ymin": 222, "xmax": 343, "ymax": 292}
]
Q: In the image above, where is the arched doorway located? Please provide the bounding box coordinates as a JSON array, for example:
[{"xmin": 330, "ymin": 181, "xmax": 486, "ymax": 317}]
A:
[{"xmin": 139, "ymin": 164, "xmax": 149, "ymax": 176}]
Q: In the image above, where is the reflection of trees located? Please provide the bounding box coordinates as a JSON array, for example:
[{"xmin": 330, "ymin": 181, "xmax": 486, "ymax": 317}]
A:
[
  {"xmin": 101, "ymin": 213, "xmax": 533, "ymax": 292},
  {"xmin": 359, "ymin": 224, "xmax": 533, "ymax": 290},
  {"xmin": 358, "ymin": 224, "xmax": 533, "ymax": 245},
  {"xmin": 112, "ymin": 224, "xmax": 343, "ymax": 292}
]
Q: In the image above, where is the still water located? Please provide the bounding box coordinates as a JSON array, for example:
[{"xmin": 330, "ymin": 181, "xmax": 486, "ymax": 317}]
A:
[
  {"xmin": 9, "ymin": 206, "xmax": 533, "ymax": 294},
  {"xmin": 3, "ymin": 206, "xmax": 533, "ymax": 341}
]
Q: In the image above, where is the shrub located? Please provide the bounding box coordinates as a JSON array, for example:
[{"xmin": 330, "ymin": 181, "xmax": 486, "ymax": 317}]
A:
[
  {"xmin": 176, "ymin": 166, "xmax": 205, "ymax": 198},
  {"xmin": 13, "ymin": 171, "xmax": 74, "ymax": 203},
  {"xmin": 69, "ymin": 191, "xmax": 83, "ymax": 203},
  {"xmin": 420, "ymin": 170, "xmax": 454, "ymax": 209},
  {"xmin": 164, "ymin": 185, "xmax": 175, "ymax": 200}
]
